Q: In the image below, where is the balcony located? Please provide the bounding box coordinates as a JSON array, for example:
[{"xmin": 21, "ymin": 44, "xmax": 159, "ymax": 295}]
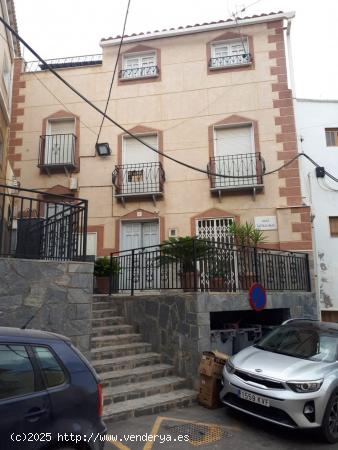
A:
[
  {"xmin": 209, "ymin": 153, "xmax": 264, "ymax": 196},
  {"xmin": 119, "ymin": 65, "xmax": 159, "ymax": 80},
  {"xmin": 209, "ymin": 53, "xmax": 252, "ymax": 69},
  {"xmin": 112, "ymin": 162, "xmax": 165, "ymax": 203},
  {"xmin": 38, "ymin": 134, "xmax": 77, "ymax": 174}
]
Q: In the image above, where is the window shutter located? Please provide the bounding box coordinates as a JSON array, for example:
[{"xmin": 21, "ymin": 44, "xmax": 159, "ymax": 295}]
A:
[
  {"xmin": 215, "ymin": 125, "xmax": 253, "ymax": 157},
  {"xmin": 123, "ymin": 135, "xmax": 158, "ymax": 164}
]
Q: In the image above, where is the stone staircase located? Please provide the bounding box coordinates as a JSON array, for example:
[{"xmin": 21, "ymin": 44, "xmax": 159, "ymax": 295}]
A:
[{"xmin": 91, "ymin": 296, "xmax": 196, "ymax": 422}]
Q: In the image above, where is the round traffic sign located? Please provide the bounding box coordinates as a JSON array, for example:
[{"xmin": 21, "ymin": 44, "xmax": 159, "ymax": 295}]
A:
[{"xmin": 249, "ymin": 283, "xmax": 267, "ymax": 311}]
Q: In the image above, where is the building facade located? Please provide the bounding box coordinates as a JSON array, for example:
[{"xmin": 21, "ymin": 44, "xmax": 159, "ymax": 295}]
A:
[
  {"xmin": 296, "ymin": 99, "xmax": 338, "ymax": 321},
  {"xmin": 10, "ymin": 11, "xmax": 312, "ymax": 262},
  {"xmin": 0, "ymin": 0, "xmax": 19, "ymax": 186}
]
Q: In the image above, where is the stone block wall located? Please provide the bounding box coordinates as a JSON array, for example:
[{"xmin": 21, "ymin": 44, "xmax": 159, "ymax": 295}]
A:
[
  {"xmin": 116, "ymin": 290, "xmax": 318, "ymax": 388},
  {"xmin": 0, "ymin": 258, "xmax": 93, "ymax": 356}
]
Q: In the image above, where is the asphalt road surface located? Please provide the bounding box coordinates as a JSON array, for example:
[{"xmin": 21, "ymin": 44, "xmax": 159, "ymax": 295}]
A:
[{"xmin": 104, "ymin": 404, "xmax": 331, "ymax": 450}]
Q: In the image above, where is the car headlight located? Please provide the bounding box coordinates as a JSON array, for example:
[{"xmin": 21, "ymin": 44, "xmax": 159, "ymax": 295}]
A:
[
  {"xmin": 225, "ymin": 359, "xmax": 235, "ymax": 374},
  {"xmin": 287, "ymin": 379, "xmax": 323, "ymax": 393}
]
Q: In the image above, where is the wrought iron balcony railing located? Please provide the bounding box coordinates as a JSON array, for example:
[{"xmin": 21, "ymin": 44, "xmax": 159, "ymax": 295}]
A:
[
  {"xmin": 112, "ymin": 162, "xmax": 165, "ymax": 198},
  {"xmin": 209, "ymin": 53, "xmax": 252, "ymax": 68},
  {"xmin": 208, "ymin": 153, "xmax": 264, "ymax": 191},
  {"xmin": 119, "ymin": 65, "xmax": 159, "ymax": 80},
  {"xmin": 38, "ymin": 134, "xmax": 77, "ymax": 173},
  {"xmin": 25, "ymin": 54, "xmax": 102, "ymax": 72}
]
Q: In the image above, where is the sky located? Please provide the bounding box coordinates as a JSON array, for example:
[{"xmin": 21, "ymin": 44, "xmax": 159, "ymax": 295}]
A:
[{"xmin": 14, "ymin": 0, "xmax": 338, "ymax": 99}]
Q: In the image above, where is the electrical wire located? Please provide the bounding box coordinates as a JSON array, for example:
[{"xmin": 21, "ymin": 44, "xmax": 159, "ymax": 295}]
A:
[
  {"xmin": 96, "ymin": 0, "xmax": 131, "ymax": 144},
  {"xmin": 2, "ymin": 16, "xmax": 338, "ymax": 183}
]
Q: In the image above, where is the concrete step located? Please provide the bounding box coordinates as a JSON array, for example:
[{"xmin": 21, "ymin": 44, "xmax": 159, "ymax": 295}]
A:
[
  {"xmin": 92, "ymin": 316, "xmax": 126, "ymax": 327},
  {"xmin": 92, "ymin": 309, "xmax": 120, "ymax": 319},
  {"xmin": 92, "ymin": 302, "xmax": 120, "ymax": 311},
  {"xmin": 93, "ymin": 352, "xmax": 161, "ymax": 373},
  {"xmin": 103, "ymin": 389, "xmax": 197, "ymax": 422},
  {"xmin": 91, "ymin": 342, "xmax": 152, "ymax": 360},
  {"xmin": 100, "ymin": 364, "xmax": 174, "ymax": 388},
  {"xmin": 92, "ymin": 324, "xmax": 135, "ymax": 338},
  {"xmin": 103, "ymin": 376, "xmax": 187, "ymax": 404},
  {"xmin": 91, "ymin": 333, "xmax": 143, "ymax": 349}
]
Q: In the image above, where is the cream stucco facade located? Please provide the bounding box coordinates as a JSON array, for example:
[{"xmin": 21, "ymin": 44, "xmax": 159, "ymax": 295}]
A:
[{"xmin": 10, "ymin": 12, "xmax": 312, "ymax": 258}]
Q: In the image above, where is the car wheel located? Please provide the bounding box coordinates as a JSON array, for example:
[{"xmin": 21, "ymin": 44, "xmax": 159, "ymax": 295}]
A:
[{"xmin": 321, "ymin": 390, "xmax": 338, "ymax": 443}]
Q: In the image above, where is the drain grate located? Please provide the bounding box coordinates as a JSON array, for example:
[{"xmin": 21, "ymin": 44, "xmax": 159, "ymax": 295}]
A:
[{"xmin": 167, "ymin": 422, "xmax": 232, "ymax": 446}]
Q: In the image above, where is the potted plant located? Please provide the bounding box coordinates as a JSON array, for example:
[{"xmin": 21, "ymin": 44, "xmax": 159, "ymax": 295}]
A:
[
  {"xmin": 94, "ymin": 256, "xmax": 120, "ymax": 294},
  {"xmin": 228, "ymin": 222, "xmax": 267, "ymax": 289},
  {"xmin": 160, "ymin": 236, "xmax": 209, "ymax": 291}
]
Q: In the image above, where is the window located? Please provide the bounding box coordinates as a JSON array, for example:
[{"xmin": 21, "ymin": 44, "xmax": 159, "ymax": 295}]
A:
[
  {"xmin": 2, "ymin": 54, "xmax": 11, "ymax": 93},
  {"xmin": 329, "ymin": 217, "xmax": 338, "ymax": 237},
  {"xmin": 33, "ymin": 346, "xmax": 66, "ymax": 388},
  {"xmin": 210, "ymin": 38, "xmax": 250, "ymax": 68},
  {"xmin": 325, "ymin": 128, "xmax": 338, "ymax": 147},
  {"xmin": 121, "ymin": 52, "xmax": 158, "ymax": 79},
  {"xmin": 0, "ymin": 344, "xmax": 35, "ymax": 400},
  {"xmin": 44, "ymin": 118, "xmax": 76, "ymax": 166}
]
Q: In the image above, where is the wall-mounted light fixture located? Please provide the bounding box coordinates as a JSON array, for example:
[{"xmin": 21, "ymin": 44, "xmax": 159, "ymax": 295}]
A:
[{"xmin": 95, "ymin": 143, "xmax": 111, "ymax": 156}]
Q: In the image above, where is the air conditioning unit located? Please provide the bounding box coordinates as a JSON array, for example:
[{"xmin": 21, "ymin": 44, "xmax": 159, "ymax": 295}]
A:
[{"xmin": 69, "ymin": 176, "xmax": 78, "ymax": 191}]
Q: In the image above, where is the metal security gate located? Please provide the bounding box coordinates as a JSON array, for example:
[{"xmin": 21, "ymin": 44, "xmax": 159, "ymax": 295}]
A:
[
  {"xmin": 120, "ymin": 221, "xmax": 159, "ymax": 291},
  {"xmin": 196, "ymin": 217, "xmax": 238, "ymax": 291}
]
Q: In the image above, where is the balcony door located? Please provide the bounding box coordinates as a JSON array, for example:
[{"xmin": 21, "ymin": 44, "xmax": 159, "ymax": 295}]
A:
[
  {"xmin": 122, "ymin": 135, "xmax": 159, "ymax": 194},
  {"xmin": 214, "ymin": 125, "xmax": 257, "ymax": 188},
  {"xmin": 121, "ymin": 221, "xmax": 159, "ymax": 290},
  {"xmin": 45, "ymin": 119, "xmax": 75, "ymax": 166}
]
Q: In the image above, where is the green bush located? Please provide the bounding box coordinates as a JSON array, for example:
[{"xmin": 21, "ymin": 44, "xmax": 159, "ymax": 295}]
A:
[
  {"xmin": 160, "ymin": 236, "xmax": 209, "ymax": 273},
  {"xmin": 94, "ymin": 256, "xmax": 120, "ymax": 277}
]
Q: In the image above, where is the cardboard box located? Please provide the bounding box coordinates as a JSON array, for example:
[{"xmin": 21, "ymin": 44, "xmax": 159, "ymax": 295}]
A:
[
  {"xmin": 198, "ymin": 374, "xmax": 223, "ymax": 409},
  {"xmin": 198, "ymin": 351, "xmax": 229, "ymax": 379}
]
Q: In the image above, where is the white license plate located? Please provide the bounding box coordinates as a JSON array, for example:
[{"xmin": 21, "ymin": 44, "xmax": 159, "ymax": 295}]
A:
[{"xmin": 239, "ymin": 389, "xmax": 270, "ymax": 407}]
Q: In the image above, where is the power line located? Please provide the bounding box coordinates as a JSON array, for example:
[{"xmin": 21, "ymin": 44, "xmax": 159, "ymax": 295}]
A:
[
  {"xmin": 96, "ymin": 0, "xmax": 131, "ymax": 144},
  {"xmin": 2, "ymin": 16, "xmax": 338, "ymax": 183}
]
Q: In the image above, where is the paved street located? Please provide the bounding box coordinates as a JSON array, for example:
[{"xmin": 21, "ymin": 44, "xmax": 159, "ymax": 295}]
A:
[{"xmin": 105, "ymin": 405, "xmax": 330, "ymax": 450}]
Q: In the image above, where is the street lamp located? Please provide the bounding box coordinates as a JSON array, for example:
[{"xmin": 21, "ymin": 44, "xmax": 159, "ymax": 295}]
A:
[{"xmin": 95, "ymin": 143, "xmax": 111, "ymax": 156}]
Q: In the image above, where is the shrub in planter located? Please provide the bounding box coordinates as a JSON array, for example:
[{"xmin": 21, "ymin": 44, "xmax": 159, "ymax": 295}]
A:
[
  {"xmin": 94, "ymin": 256, "xmax": 120, "ymax": 294},
  {"xmin": 160, "ymin": 237, "xmax": 209, "ymax": 291}
]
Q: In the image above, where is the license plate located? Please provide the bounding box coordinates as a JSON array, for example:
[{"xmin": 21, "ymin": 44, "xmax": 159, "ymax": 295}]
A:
[{"xmin": 239, "ymin": 389, "xmax": 270, "ymax": 407}]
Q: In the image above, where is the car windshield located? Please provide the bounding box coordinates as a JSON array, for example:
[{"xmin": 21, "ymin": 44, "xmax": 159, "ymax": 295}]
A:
[{"xmin": 255, "ymin": 325, "xmax": 338, "ymax": 362}]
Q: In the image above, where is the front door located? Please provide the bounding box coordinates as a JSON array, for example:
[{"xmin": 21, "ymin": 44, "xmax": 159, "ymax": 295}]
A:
[
  {"xmin": 121, "ymin": 221, "xmax": 159, "ymax": 291},
  {"xmin": 196, "ymin": 217, "xmax": 237, "ymax": 291}
]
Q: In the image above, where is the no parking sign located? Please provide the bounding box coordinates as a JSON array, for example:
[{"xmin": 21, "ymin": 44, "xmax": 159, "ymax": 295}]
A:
[{"xmin": 249, "ymin": 283, "xmax": 267, "ymax": 311}]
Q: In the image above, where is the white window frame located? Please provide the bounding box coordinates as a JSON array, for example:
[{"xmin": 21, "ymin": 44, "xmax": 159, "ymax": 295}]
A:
[
  {"xmin": 122, "ymin": 51, "xmax": 157, "ymax": 79},
  {"xmin": 2, "ymin": 52, "xmax": 11, "ymax": 94},
  {"xmin": 211, "ymin": 38, "xmax": 250, "ymax": 68}
]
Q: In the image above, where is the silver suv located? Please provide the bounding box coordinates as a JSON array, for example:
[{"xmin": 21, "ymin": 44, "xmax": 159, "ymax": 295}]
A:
[{"xmin": 220, "ymin": 319, "xmax": 338, "ymax": 443}]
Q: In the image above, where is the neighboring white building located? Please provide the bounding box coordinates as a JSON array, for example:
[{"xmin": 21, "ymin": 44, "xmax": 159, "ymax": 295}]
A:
[{"xmin": 296, "ymin": 99, "xmax": 338, "ymax": 321}]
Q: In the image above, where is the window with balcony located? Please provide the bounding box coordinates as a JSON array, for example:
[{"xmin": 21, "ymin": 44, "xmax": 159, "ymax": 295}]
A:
[
  {"xmin": 209, "ymin": 124, "xmax": 263, "ymax": 192},
  {"xmin": 113, "ymin": 134, "xmax": 165, "ymax": 201},
  {"xmin": 210, "ymin": 38, "xmax": 251, "ymax": 69},
  {"xmin": 39, "ymin": 118, "xmax": 77, "ymax": 173},
  {"xmin": 120, "ymin": 51, "xmax": 159, "ymax": 80},
  {"xmin": 325, "ymin": 128, "xmax": 338, "ymax": 147}
]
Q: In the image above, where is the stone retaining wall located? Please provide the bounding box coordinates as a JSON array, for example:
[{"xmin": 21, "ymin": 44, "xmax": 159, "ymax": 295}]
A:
[
  {"xmin": 115, "ymin": 291, "xmax": 318, "ymax": 389},
  {"xmin": 0, "ymin": 258, "xmax": 93, "ymax": 357}
]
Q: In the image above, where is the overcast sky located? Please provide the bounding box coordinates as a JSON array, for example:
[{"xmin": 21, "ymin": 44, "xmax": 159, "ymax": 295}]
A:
[{"xmin": 14, "ymin": 0, "xmax": 338, "ymax": 99}]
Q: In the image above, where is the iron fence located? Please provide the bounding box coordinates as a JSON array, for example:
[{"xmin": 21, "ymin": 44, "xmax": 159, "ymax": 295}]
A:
[
  {"xmin": 109, "ymin": 239, "xmax": 311, "ymax": 295},
  {"xmin": 209, "ymin": 53, "xmax": 252, "ymax": 68},
  {"xmin": 25, "ymin": 54, "xmax": 102, "ymax": 72},
  {"xmin": 0, "ymin": 183, "xmax": 88, "ymax": 261},
  {"xmin": 112, "ymin": 162, "xmax": 165, "ymax": 197},
  {"xmin": 209, "ymin": 153, "xmax": 264, "ymax": 189},
  {"xmin": 38, "ymin": 134, "xmax": 77, "ymax": 170},
  {"xmin": 119, "ymin": 65, "xmax": 159, "ymax": 79}
]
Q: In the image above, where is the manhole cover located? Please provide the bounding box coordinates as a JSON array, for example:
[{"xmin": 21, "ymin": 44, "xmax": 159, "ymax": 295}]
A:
[{"xmin": 167, "ymin": 423, "xmax": 232, "ymax": 446}]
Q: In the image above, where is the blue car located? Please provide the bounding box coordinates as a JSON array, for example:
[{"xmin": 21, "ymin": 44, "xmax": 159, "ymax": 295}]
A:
[{"xmin": 0, "ymin": 327, "xmax": 106, "ymax": 449}]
